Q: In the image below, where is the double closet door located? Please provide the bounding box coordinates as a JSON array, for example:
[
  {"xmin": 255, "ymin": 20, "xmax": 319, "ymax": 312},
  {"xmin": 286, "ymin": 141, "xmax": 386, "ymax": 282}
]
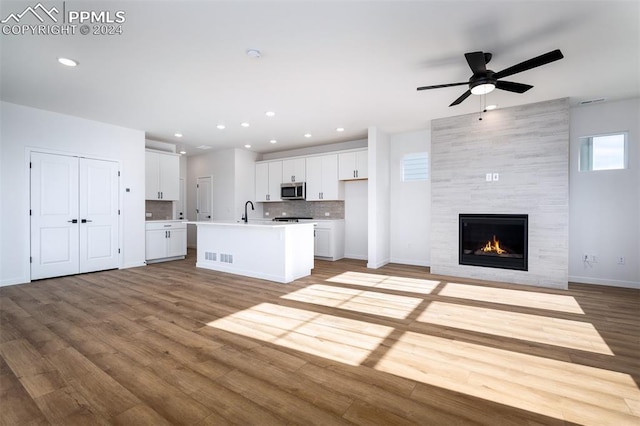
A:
[{"xmin": 30, "ymin": 152, "xmax": 119, "ymax": 280}]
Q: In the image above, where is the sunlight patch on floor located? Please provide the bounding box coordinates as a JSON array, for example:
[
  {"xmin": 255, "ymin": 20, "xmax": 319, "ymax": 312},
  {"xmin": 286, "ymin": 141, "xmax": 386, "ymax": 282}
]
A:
[
  {"xmin": 207, "ymin": 303, "xmax": 393, "ymax": 366},
  {"xmin": 417, "ymin": 301, "xmax": 614, "ymax": 355},
  {"xmin": 375, "ymin": 332, "xmax": 640, "ymax": 425},
  {"xmin": 281, "ymin": 284, "xmax": 423, "ymax": 319},
  {"xmin": 326, "ymin": 271, "xmax": 440, "ymax": 295},
  {"xmin": 440, "ymin": 283, "xmax": 585, "ymax": 314}
]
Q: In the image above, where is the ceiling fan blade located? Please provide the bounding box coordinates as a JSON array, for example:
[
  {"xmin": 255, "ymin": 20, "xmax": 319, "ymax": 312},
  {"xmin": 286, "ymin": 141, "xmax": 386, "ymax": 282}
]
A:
[
  {"xmin": 494, "ymin": 49, "xmax": 564, "ymax": 79},
  {"xmin": 495, "ymin": 80, "xmax": 533, "ymax": 93},
  {"xmin": 464, "ymin": 51, "xmax": 487, "ymax": 74},
  {"xmin": 417, "ymin": 82, "xmax": 467, "ymax": 91},
  {"xmin": 449, "ymin": 90, "xmax": 472, "ymax": 106}
]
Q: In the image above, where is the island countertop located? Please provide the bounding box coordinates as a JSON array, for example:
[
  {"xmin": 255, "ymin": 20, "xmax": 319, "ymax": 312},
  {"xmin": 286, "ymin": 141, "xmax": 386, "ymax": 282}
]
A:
[{"xmin": 185, "ymin": 220, "xmax": 317, "ymax": 228}]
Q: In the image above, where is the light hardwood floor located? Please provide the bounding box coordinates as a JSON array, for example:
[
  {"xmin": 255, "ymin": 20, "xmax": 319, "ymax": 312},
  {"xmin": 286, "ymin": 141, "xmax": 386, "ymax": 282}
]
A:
[{"xmin": 1, "ymin": 251, "xmax": 638, "ymax": 425}]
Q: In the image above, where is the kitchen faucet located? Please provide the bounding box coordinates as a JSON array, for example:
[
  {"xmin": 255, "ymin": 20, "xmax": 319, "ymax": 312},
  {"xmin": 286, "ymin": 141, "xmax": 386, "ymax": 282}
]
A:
[{"xmin": 243, "ymin": 200, "xmax": 254, "ymax": 223}]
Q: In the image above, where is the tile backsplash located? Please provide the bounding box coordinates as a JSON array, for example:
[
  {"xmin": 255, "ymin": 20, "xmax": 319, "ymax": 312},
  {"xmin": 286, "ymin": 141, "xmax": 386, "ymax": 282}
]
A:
[
  {"xmin": 146, "ymin": 200, "xmax": 173, "ymax": 220},
  {"xmin": 262, "ymin": 201, "xmax": 344, "ymax": 219}
]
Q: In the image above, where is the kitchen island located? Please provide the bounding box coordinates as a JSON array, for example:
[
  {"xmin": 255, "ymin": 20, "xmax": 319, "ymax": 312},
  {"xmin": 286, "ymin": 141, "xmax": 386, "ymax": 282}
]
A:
[{"xmin": 186, "ymin": 221, "xmax": 316, "ymax": 284}]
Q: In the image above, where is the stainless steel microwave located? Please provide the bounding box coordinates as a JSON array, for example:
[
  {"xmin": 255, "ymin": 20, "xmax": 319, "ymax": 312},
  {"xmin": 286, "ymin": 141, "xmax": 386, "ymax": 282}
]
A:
[{"xmin": 281, "ymin": 182, "xmax": 305, "ymax": 200}]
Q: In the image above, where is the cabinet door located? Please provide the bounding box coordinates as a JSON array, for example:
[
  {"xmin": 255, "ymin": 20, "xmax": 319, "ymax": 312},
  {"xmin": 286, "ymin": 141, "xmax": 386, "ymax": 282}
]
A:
[
  {"xmin": 282, "ymin": 158, "xmax": 306, "ymax": 183},
  {"xmin": 305, "ymin": 156, "xmax": 323, "ymax": 201},
  {"xmin": 320, "ymin": 154, "xmax": 340, "ymax": 200},
  {"xmin": 145, "ymin": 229, "xmax": 168, "ymax": 260},
  {"xmin": 255, "ymin": 163, "xmax": 270, "ymax": 202},
  {"xmin": 355, "ymin": 150, "xmax": 368, "ymax": 179},
  {"xmin": 167, "ymin": 228, "xmax": 187, "ymax": 257},
  {"xmin": 158, "ymin": 153, "xmax": 179, "ymax": 200},
  {"xmin": 338, "ymin": 152, "xmax": 357, "ymax": 180},
  {"xmin": 314, "ymin": 228, "xmax": 332, "ymax": 257},
  {"xmin": 145, "ymin": 151, "xmax": 160, "ymax": 199},
  {"xmin": 268, "ymin": 161, "xmax": 283, "ymax": 201}
]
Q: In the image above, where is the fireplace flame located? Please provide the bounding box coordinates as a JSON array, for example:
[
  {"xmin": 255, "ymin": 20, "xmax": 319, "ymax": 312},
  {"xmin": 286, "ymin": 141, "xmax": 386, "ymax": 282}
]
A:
[{"xmin": 481, "ymin": 235, "xmax": 507, "ymax": 255}]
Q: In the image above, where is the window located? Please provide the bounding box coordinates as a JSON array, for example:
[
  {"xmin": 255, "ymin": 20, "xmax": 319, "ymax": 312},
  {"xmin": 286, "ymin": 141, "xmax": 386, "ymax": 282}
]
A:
[
  {"xmin": 402, "ymin": 152, "xmax": 429, "ymax": 182},
  {"xmin": 579, "ymin": 132, "xmax": 628, "ymax": 171}
]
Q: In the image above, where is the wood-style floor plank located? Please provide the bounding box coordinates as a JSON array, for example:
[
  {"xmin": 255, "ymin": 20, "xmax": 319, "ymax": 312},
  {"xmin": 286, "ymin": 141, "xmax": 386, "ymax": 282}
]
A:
[{"xmin": 0, "ymin": 249, "xmax": 638, "ymax": 425}]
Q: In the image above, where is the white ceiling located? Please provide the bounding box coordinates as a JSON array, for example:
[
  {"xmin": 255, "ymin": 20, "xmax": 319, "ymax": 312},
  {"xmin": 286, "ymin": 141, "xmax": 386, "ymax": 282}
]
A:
[{"xmin": 1, "ymin": 1, "xmax": 638, "ymax": 154}]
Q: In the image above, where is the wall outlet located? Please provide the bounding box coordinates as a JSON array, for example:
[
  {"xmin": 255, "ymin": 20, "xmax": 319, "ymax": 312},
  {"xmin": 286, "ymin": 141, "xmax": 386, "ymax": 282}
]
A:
[
  {"xmin": 324, "ymin": 212, "xmax": 330, "ymax": 216},
  {"xmin": 265, "ymin": 212, "xmax": 270, "ymax": 216},
  {"xmin": 617, "ymin": 256, "xmax": 625, "ymax": 265},
  {"xmin": 145, "ymin": 212, "xmax": 152, "ymax": 217},
  {"xmin": 282, "ymin": 212, "xmax": 287, "ymax": 216},
  {"xmin": 486, "ymin": 173, "xmax": 492, "ymax": 182}
]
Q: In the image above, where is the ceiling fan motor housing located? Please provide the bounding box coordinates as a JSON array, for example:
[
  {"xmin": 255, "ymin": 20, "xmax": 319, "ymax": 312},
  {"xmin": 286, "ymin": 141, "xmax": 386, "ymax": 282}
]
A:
[{"xmin": 470, "ymin": 70, "xmax": 497, "ymax": 92}]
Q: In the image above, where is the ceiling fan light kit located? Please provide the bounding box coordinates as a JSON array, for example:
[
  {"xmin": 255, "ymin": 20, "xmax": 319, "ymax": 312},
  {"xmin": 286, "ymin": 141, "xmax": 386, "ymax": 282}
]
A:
[{"xmin": 417, "ymin": 49, "xmax": 564, "ymax": 106}]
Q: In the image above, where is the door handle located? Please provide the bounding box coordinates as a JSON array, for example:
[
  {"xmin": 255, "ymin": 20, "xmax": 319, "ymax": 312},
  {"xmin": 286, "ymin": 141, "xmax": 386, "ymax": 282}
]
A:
[
  {"xmin": 68, "ymin": 219, "xmax": 78, "ymax": 223},
  {"xmin": 81, "ymin": 219, "xmax": 93, "ymax": 223}
]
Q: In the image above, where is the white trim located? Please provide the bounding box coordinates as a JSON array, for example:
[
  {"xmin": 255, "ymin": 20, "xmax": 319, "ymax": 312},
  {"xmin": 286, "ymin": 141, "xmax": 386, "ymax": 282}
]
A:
[
  {"xmin": 569, "ymin": 275, "xmax": 640, "ymax": 289},
  {"xmin": 344, "ymin": 253, "xmax": 367, "ymax": 261},
  {"xmin": 120, "ymin": 261, "xmax": 147, "ymax": 269},
  {"xmin": 367, "ymin": 258, "xmax": 389, "ymax": 269},
  {"xmin": 389, "ymin": 257, "xmax": 430, "ymax": 267}
]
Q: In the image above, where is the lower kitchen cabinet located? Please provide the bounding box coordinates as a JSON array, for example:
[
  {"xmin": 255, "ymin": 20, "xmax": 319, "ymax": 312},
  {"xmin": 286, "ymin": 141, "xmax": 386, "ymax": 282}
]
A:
[
  {"xmin": 145, "ymin": 221, "xmax": 187, "ymax": 263},
  {"xmin": 313, "ymin": 220, "xmax": 345, "ymax": 261}
]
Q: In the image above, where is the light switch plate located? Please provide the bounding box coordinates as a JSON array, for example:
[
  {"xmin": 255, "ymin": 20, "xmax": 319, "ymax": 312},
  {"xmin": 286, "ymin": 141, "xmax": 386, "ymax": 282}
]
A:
[
  {"xmin": 486, "ymin": 173, "xmax": 492, "ymax": 182},
  {"xmin": 493, "ymin": 173, "xmax": 499, "ymax": 181}
]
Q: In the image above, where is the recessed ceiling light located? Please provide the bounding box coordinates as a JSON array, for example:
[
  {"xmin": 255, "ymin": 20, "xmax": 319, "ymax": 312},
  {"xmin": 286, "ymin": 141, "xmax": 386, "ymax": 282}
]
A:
[
  {"xmin": 246, "ymin": 49, "xmax": 261, "ymax": 58},
  {"xmin": 58, "ymin": 57, "xmax": 78, "ymax": 67},
  {"xmin": 304, "ymin": 133, "xmax": 312, "ymax": 138},
  {"xmin": 336, "ymin": 127, "xmax": 345, "ymax": 132},
  {"xmin": 265, "ymin": 111, "xmax": 276, "ymax": 117},
  {"xmin": 241, "ymin": 122, "xmax": 250, "ymax": 128},
  {"xmin": 179, "ymin": 150, "xmax": 187, "ymax": 155},
  {"xmin": 197, "ymin": 145, "xmax": 212, "ymax": 150},
  {"xmin": 269, "ymin": 139, "xmax": 277, "ymax": 144},
  {"xmin": 244, "ymin": 144, "xmax": 252, "ymax": 149},
  {"xmin": 216, "ymin": 124, "xmax": 226, "ymax": 130},
  {"xmin": 485, "ymin": 104, "xmax": 497, "ymax": 111},
  {"xmin": 174, "ymin": 133, "xmax": 183, "ymax": 138}
]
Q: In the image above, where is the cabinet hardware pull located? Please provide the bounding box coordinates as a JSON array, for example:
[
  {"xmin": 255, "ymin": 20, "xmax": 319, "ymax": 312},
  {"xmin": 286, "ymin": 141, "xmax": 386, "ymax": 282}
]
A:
[
  {"xmin": 81, "ymin": 219, "xmax": 92, "ymax": 223},
  {"xmin": 68, "ymin": 219, "xmax": 78, "ymax": 223}
]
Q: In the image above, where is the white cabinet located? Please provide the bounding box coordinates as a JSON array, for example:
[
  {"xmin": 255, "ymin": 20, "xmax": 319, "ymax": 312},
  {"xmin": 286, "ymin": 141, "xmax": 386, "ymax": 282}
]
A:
[
  {"xmin": 146, "ymin": 150, "xmax": 179, "ymax": 200},
  {"xmin": 281, "ymin": 158, "xmax": 306, "ymax": 183},
  {"xmin": 312, "ymin": 220, "xmax": 345, "ymax": 260},
  {"xmin": 145, "ymin": 221, "xmax": 187, "ymax": 262},
  {"xmin": 306, "ymin": 154, "xmax": 343, "ymax": 201},
  {"xmin": 339, "ymin": 149, "xmax": 368, "ymax": 180},
  {"xmin": 255, "ymin": 161, "xmax": 282, "ymax": 202}
]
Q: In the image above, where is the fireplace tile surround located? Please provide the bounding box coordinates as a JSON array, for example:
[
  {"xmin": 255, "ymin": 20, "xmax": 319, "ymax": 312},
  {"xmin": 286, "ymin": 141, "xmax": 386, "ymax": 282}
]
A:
[{"xmin": 430, "ymin": 98, "xmax": 569, "ymax": 289}]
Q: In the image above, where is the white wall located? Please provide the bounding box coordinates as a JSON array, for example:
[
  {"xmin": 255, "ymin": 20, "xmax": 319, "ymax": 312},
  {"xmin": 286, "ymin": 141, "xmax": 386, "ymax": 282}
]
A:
[
  {"xmin": 367, "ymin": 127, "xmax": 390, "ymax": 268},
  {"xmin": 0, "ymin": 102, "xmax": 146, "ymax": 286},
  {"xmin": 186, "ymin": 148, "xmax": 261, "ymax": 247},
  {"xmin": 569, "ymin": 97, "xmax": 640, "ymax": 288},
  {"xmin": 344, "ymin": 180, "xmax": 368, "ymax": 259},
  {"xmin": 389, "ymin": 130, "xmax": 431, "ymax": 266}
]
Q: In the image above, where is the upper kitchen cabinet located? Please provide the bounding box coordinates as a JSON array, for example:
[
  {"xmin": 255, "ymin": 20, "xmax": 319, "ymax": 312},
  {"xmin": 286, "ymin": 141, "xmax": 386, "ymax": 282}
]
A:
[
  {"xmin": 281, "ymin": 158, "xmax": 306, "ymax": 183},
  {"xmin": 306, "ymin": 154, "xmax": 343, "ymax": 201},
  {"xmin": 255, "ymin": 161, "xmax": 282, "ymax": 202},
  {"xmin": 338, "ymin": 149, "xmax": 368, "ymax": 180},
  {"xmin": 145, "ymin": 150, "xmax": 179, "ymax": 200}
]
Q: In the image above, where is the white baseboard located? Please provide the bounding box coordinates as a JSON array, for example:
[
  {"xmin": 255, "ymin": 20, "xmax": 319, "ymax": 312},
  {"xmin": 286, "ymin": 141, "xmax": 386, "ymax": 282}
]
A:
[
  {"xmin": 0, "ymin": 277, "xmax": 30, "ymax": 287},
  {"xmin": 344, "ymin": 253, "xmax": 367, "ymax": 260},
  {"xmin": 120, "ymin": 261, "xmax": 147, "ymax": 269},
  {"xmin": 389, "ymin": 257, "xmax": 430, "ymax": 267},
  {"xmin": 569, "ymin": 275, "xmax": 640, "ymax": 289},
  {"xmin": 367, "ymin": 259, "xmax": 390, "ymax": 269}
]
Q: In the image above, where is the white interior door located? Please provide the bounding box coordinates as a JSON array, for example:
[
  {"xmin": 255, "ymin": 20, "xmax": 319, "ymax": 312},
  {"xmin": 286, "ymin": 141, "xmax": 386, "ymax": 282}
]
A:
[
  {"xmin": 79, "ymin": 158, "xmax": 119, "ymax": 273},
  {"xmin": 30, "ymin": 152, "xmax": 80, "ymax": 280},
  {"xmin": 31, "ymin": 152, "xmax": 119, "ymax": 280},
  {"xmin": 196, "ymin": 176, "xmax": 212, "ymax": 221}
]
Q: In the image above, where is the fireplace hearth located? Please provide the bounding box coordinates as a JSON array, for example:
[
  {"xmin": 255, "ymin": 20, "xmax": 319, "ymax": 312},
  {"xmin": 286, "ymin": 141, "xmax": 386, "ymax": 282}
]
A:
[{"xmin": 459, "ymin": 214, "xmax": 528, "ymax": 271}]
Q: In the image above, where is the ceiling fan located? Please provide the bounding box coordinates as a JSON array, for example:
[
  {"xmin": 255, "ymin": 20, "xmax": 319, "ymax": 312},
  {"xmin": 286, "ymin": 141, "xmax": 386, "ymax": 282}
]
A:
[{"xmin": 417, "ymin": 49, "xmax": 564, "ymax": 106}]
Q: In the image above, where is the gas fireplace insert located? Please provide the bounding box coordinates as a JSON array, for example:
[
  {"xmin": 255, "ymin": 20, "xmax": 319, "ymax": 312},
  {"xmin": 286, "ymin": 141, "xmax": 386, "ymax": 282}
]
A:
[{"xmin": 459, "ymin": 214, "xmax": 528, "ymax": 271}]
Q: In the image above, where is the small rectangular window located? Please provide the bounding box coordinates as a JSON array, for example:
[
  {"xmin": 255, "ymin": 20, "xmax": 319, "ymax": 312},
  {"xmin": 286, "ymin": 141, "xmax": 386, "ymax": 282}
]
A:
[
  {"xmin": 579, "ymin": 132, "xmax": 627, "ymax": 171},
  {"xmin": 402, "ymin": 152, "xmax": 428, "ymax": 182}
]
